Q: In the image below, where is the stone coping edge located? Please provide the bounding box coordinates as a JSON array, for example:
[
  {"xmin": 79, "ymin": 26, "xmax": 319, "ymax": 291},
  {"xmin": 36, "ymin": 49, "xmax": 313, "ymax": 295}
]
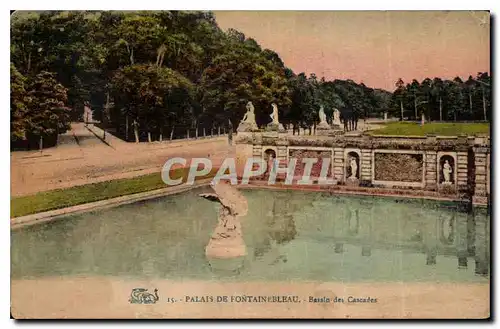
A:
[
  {"xmin": 239, "ymin": 181, "xmax": 470, "ymax": 204},
  {"xmin": 11, "ymin": 179, "xmax": 214, "ymax": 230},
  {"xmin": 12, "ymin": 178, "xmax": 487, "ymax": 230}
]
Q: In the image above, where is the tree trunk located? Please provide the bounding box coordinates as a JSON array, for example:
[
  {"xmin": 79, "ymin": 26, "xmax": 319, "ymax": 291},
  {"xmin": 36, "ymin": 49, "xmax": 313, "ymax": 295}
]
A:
[
  {"xmin": 218, "ymin": 126, "xmax": 221, "ymax": 136},
  {"xmin": 103, "ymin": 92, "xmax": 110, "ymax": 140},
  {"xmin": 125, "ymin": 115, "xmax": 129, "ymax": 141},
  {"xmin": 39, "ymin": 135, "xmax": 43, "ymax": 153},
  {"xmin": 203, "ymin": 128, "xmax": 206, "ymax": 138},
  {"xmin": 482, "ymin": 87, "xmax": 487, "ymax": 121},
  {"xmin": 133, "ymin": 120, "xmax": 139, "ymax": 143},
  {"xmin": 439, "ymin": 97, "xmax": 443, "ymax": 121},
  {"xmin": 159, "ymin": 128, "xmax": 163, "ymax": 142},
  {"xmin": 170, "ymin": 126, "xmax": 175, "ymax": 140},
  {"xmin": 195, "ymin": 126, "xmax": 198, "ymax": 139},
  {"xmin": 147, "ymin": 131, "xmax": 152, "ymax": 143},
  {"xmin": 414, "ymin": 98, "xmax": 417, "ymax": 120},
  {"xmin": 187, "ymin": 129, "xmax": 189, "ymax": 139},
  {"xmin": 469, "ymin": 93, "xmax": 473, "ymax": 114},
  {"xmin": 400, "ymin": 100, "xmax": 404, "ymax": 121},
  {"xmin": 27, "ymin": 51, "xmax": 31, "ymax": 73}
]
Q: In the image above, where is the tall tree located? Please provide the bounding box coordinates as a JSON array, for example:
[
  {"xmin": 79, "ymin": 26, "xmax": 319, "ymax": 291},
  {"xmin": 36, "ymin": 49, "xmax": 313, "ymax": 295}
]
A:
[
  {"xmin": 11, "ymin": 64, "xmax": 29, "ymax": 141},
  {"xmin": 476, "ymin": 72, "xmax": 491, "ymax": 121},
  {"xmin": 25, "ymin": 71, "xmax": 70, "ymax": 149},
  {"xmin": 111, "ymin": 64, "xmax": 194, "ymax": 142},
  {"xmin": 431, "ymin": 77, "xmax": 444, "ymax": 121},
  {"xmin": 393, "ymin": 78, "xmax": 406, "ymax": 120}
]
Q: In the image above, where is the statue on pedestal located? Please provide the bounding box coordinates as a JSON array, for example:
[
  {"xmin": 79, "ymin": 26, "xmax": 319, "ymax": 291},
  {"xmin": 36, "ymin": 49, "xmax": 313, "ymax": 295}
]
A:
[
  {"xmin": 270, "ymin": 103, "xmax": 279, "ymax": 125},
  {"xmin": 332, "ymin": 108, "xmax": 341, "ymax": 128},
  {"xmin": 237, "ymin": 101, "xmax": 258, "ymax": 132},
  {"xmin": 266, "ymin": 103, "xmax": 285, "ymax": 132},
  {"xmin": 199, "ymin": 181, "xmax": 248, "ymax": 261},
  {"xmin": 317, "ymin": 106, "xmax": 331, "ymax": 130}
]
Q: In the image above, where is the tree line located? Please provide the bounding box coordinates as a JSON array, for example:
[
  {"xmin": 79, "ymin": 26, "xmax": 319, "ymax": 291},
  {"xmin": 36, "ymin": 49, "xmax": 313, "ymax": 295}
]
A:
[
  {"xmin": 10, "ymin": 11, "xmax": 490, "ymax": 148},
  {"xmin": 391, "ymin": 74, "xmax": 491, "ymax": 122}
]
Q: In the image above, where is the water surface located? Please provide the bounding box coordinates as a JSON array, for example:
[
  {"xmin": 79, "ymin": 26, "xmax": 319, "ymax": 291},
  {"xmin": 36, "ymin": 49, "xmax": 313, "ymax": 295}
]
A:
[{"xmin": 11, "ymin": 187, "xmax": 490, "ymax": 283}]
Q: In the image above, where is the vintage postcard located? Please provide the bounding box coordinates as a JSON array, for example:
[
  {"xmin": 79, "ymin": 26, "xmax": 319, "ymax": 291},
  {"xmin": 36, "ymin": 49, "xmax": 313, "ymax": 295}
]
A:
[{"xmin": 10, "ymin": 10, "xmax": 490, "ymax": 319}]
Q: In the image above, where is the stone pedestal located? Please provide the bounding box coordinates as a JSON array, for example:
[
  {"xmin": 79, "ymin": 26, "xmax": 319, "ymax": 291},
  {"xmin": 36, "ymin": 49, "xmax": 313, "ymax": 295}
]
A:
[
  {"xmin": 316, "ymin": 125, "xmax": 344, "ymax": 136},
  {"xmin": 237, "ymin": 122, "xmax": 258, "ymax": 132},
  {"xmin": 206, "ymin": 255, "xmax": 246, "ymax": 275},
  {"xmin": 346, "ymin": 177, "xmax": 360, "ymax": 187},
  {"xmin": 206, "ymin": 235, "xmax": 247, "ymax": 259},
  {"xmin": 315, "ymin": 126, "xmax": 331, "ymax": 136},
  {"xmin": 439, "ymin": 182, "xmax": 456, "ymax": 195},
  {"xmin": 266, "ymin": 123, "xmax": 285, "ymax": 132},
  {"xmin": 317, "ymin": 122, "xmax": 331, "ymax": 129}
]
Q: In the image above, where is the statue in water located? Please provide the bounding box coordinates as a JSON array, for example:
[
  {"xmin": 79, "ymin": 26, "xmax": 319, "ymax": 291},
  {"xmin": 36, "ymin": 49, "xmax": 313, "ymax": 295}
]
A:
[{"xmin": 199, "ymin": 181, "xmax": 248, "ymax": 259}]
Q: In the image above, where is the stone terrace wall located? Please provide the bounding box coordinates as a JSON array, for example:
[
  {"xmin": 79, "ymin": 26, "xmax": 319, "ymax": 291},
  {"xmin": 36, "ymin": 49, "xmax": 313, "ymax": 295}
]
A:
[{"xmin": 235, "ymin": 132, "xmax": 490, "ymax": 206}]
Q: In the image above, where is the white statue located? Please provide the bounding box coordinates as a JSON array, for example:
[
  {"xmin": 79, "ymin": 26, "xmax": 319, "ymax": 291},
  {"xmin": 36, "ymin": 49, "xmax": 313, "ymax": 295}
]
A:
[
  {"xmin": 349, "ymin": 157, "xmax": 358, "ymax": 179},
  {"xmin": 199, "ymin": 181, "xmax": 248, "ymax": 259},
  {"xmin": 317, "ymin": 105, "xmax": 331, "ymax": 130},
  {"xmin": 241, "ymin": 101, "xmax": 256, "ymax": 125},
  {"xmin": 319, "ymin": 106, "xmax": 328, "ymax": 124},
  {"xmin": 266, "ymin": 103, "xmax": 285, "ymax": 132},
  {"xmin": 443, "ymin": 160, "xmax": 453, "ymax": 184},
  {"xmin": 266, "ymin": 152, "xmax": 275, "ymax": 176},
  {"xmin": 237, "ymin": 101, "xmax": 258, "ymax": 132},
  {"xmin": 270, "ymin": 103, "xmax": 279, "ymax": 125},
  {"xmin": 333, "ymin": 108, "xmax": 341, "ymax": 126}
]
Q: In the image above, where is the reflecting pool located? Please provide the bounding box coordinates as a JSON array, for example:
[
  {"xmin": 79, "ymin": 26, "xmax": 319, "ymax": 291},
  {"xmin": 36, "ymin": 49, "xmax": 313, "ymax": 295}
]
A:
[{"xmin": 11, "ymin": 187, "xmax": 490, "ymax": 283}]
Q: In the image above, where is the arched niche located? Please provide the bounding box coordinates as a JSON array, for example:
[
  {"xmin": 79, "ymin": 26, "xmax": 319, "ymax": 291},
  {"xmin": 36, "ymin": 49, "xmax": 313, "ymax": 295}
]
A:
[
  {"xmin": 437, "ymin": 152, "xmax": 457, "ymax": 186},
  {"xmin": 344, "ymin": 149, "xmax": 361, "ymax": 181},
  {"xmin": 263, "ymin": 148, "xmax": 277, "ymax": 176}
]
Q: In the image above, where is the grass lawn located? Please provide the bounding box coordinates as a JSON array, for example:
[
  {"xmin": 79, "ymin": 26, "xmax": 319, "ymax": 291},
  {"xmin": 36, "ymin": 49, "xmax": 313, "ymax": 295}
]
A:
[
  {"xmin": 368, "ymin": 122, "xmax": 490, "ymax": 136},
  {"xmin": 11, "ymin": 167, "xmax": 218, "ymax": 218}
]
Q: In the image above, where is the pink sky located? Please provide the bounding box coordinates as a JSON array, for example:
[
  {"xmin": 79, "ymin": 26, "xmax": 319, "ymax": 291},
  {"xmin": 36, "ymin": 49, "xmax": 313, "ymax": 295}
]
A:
[{"xmin": 214, "ymin": 11, "xmax": 490, "ymax": 91}]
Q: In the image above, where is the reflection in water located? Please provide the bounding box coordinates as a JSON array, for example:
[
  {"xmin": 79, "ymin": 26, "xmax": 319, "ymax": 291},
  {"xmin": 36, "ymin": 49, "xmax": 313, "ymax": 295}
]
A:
[
  {"xmin": 439, "ymin": 214, "xmax": 455, "ymax": 245},
  {"xmin": 11, "ymin": 188, "xmax": 490, "ymax": 282}
]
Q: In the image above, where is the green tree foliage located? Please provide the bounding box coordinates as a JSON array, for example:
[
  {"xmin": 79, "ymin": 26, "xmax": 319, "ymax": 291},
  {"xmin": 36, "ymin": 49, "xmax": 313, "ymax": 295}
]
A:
[
  {"xmin": 26, "ymin": 71, "xmax": 70, "ymax": 140},
  {"xmin": 199, "ymin": 28, "xmax": 292, "ymax": 128},
  {"xmin": 11, "ymin": 64, "xmax": 29, "ymax": 141},
  {"xmin": 389, "ymin": 73, "xmax": 491, "ymax": 122},
  {"xmin": 12, "ymin": 10, "xmax": 489, "ymax": 148},
  {"xmin": 111, "ymin": 64, "xmax": 194, "ymax": 141}
]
